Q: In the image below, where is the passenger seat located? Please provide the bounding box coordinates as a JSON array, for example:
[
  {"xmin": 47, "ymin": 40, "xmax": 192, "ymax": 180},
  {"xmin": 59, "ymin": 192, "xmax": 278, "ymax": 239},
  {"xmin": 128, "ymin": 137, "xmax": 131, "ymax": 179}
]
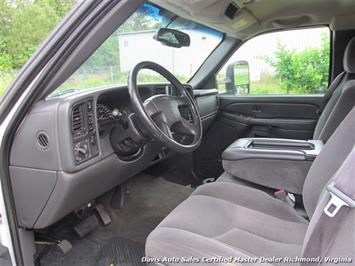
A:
[{"xmin": 313, "ymin": 36, "xmax": 355, "ymax": 142}]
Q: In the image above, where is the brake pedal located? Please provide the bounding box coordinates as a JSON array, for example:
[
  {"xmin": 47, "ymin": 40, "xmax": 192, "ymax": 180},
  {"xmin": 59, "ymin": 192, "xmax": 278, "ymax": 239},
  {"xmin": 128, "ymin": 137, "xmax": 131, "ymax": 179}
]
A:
[
  {"xmin": 95, "ymin": 204, "xmax": 111, "ymax": 225},
  {"xmin": 74, "ymin": 214, "xmax": 99, "ymax": 238}
]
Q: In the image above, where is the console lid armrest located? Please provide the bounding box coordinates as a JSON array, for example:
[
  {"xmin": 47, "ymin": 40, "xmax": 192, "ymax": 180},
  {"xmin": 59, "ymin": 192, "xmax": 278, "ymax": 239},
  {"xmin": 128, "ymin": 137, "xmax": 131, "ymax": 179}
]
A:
[{"xmin": 222, "ymin": 138, "xmax": 324, "ymax": 194}]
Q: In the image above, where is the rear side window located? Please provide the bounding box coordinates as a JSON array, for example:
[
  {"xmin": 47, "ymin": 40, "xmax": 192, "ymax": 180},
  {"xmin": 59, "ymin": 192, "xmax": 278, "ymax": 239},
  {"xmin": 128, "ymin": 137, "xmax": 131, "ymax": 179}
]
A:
[{"xmin": 217, "ymin": 27, "xmax": 330, "ymax": 95}]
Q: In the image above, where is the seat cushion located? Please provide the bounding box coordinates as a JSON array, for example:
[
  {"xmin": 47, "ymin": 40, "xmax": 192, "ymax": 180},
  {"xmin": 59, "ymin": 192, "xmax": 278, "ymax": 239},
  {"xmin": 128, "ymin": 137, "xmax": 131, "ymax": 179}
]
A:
[
  {"xmin": 217, "ymin": 171, "xmax": 276, "ymax": 196},
  {"xmin": 146, "ymin": 182, "xmax": 308, "ymax": 265}
]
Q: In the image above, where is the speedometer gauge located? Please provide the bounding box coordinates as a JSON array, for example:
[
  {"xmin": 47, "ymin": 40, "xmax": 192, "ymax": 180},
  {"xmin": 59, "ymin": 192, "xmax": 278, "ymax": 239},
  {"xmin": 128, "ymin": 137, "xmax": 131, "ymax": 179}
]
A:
[{"xmin": 96, "ymin": 104, "xmax": 113, "ymax": 122}]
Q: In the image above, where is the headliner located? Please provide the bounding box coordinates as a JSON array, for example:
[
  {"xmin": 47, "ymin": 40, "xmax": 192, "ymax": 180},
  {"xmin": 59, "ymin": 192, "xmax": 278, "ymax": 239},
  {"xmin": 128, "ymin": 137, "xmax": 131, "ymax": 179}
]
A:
[{"xmin": 151, "ymin": 0, "xmax": 355, "ymax": 39}]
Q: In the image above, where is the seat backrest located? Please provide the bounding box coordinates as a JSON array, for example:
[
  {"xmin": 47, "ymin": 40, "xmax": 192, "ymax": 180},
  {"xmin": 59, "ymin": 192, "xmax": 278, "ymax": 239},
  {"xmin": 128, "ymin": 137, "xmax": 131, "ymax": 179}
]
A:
[
  {"xmin": 303, "ymin": 107, "xmax": 355, "ymax": 218},
  {"xmin": 313, "ymin": 37, "xmax": 355, "ymax": 142},
  {"xmin": 302, "ymin": 147, "xmax": 355, "ymax": 260}
]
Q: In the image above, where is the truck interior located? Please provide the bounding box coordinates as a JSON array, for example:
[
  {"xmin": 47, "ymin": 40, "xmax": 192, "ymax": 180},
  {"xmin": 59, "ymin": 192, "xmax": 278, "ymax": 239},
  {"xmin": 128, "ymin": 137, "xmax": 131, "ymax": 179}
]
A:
[{"xmin": 1, "ymin": 0, "xmax": 355, "ymax": 265}]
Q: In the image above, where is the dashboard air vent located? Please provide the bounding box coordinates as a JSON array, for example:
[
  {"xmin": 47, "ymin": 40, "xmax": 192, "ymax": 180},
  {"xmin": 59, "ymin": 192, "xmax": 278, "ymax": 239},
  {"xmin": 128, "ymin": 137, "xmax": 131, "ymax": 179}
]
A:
[
  {"xmin": 155, "ymin": 86, "xmax": 169, "ymax": 95},
  {"xmin": 37, "ymin": 133, "xmax": 49, "ymax": 150},
  {"xmin": 72, "ymin": 104, "xmax": 85, "ymax": 137},
  {"xmin": 154, "ymin": 87, "xmax": 166, "ymax": 95}
]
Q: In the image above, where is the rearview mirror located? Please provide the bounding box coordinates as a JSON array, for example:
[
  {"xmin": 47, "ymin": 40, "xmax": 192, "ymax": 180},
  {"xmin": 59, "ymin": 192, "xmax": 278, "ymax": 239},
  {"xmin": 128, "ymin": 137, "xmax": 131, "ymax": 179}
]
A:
[
  {"xmin": 226, "ymin": 61, "xmax": 250, "ymax": 95},
  {"xmin": 153, "ymin": 28, "xmax": 190, "ymax": 48}
]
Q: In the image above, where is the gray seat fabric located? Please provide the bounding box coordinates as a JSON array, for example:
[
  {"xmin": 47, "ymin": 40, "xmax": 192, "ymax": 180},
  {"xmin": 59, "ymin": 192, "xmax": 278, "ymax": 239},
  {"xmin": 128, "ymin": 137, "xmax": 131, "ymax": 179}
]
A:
[
  {"xmin": 217, "ymin": 171, "xmax": 276, "ymax": 196},
  {"xmin": 145, "ymin": 107, "xmax": 355, "ymax": 265},
  {"xmin": 312, "ymin": 36, "xmax": 355, "ymax": 142},
  {"xmin": 303, "ymin": 107, "xmax": 355, "ymax": 216},
  {"xmin": 146, "ymin": 183, "xmax": 308, "ymax": 265}
]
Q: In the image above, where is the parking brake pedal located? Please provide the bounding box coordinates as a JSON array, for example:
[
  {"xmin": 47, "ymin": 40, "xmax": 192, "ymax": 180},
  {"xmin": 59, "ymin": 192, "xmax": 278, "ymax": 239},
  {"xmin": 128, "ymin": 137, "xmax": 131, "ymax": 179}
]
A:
[
  {"xmin": 35, "ymin": 233, "xmax": 72, "ymax": 254},
  {"xmin": 74, "ymin": 214, "xmax": 99, "ymax": 238},
  {"xmin": 57, "ymin": 240, "xmax": 72, "ymax": 254}
]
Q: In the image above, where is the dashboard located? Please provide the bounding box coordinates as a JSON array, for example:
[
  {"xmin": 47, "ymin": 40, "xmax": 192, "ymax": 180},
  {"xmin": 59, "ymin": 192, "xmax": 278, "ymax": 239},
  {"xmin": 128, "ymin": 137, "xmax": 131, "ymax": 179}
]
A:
[
  {"xmin": 8, "ymin": 83, "xmax": 218, "ymax": 230},
  {"xmin": 69, "ymin": 84, "xmax": 191, "ymax": 165}
]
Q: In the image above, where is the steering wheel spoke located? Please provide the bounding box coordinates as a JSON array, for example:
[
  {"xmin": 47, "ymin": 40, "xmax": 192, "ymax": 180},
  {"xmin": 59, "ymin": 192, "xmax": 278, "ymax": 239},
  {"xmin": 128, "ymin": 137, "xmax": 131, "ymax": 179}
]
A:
[
  {"xmin": 149, "ymin": 110, "xmax": 174, "ymax": 138},
  {"xmin": 143, "ymin": 100, "xmax": 159, "ymax": 117},
  {"xmin": 173, "ymin": 94, "xmax": 190, "ymax": 105},
  {"xmin": 176, "ymin": 119, "xmax": 198, "ymax": 137},
  {"xmin": 158, "ymin": 121, "xmax": 174, "ymax": 139}
]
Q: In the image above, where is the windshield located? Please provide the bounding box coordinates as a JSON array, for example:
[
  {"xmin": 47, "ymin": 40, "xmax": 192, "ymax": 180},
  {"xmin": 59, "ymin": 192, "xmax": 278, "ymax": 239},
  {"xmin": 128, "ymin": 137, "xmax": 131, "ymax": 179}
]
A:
[{"xmin": 55, "ymin": 3, "xmax": 223, "ymax": 94}]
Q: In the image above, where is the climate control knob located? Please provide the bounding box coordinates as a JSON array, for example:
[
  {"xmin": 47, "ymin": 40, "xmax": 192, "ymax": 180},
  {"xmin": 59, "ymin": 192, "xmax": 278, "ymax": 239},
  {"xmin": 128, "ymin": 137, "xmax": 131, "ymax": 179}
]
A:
[
  {"xmin": 76, "ymin": 146, "xmax": 88, "ymax": 156},
  {"xmin": 74, "ymin": 140, "xmax": 90, "ymax": 164}
]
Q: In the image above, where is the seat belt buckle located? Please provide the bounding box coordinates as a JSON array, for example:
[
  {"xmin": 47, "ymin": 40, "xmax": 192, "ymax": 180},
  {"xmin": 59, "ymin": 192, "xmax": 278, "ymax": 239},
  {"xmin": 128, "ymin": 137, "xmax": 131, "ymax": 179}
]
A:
[
  {"xmin": 324, "ymin": 181, "xmax": 355, "ymax": 218},
  {"xmin": 274, "ymin": 189, "xmax": 295, "ymax": 207}
]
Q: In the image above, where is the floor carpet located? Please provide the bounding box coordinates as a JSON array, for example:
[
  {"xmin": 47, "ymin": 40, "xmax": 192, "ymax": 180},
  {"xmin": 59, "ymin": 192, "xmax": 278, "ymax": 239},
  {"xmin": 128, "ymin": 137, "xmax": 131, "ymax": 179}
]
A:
[{"xmin": 39, "ymin": 173, "xmax": 193, "ymax": 265}]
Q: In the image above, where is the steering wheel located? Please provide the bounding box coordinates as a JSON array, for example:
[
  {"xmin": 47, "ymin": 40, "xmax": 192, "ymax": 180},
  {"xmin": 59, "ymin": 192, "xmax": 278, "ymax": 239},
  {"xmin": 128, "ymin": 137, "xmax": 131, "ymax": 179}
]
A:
[{"xmin": 128, "ymin": 61, "xmax": 202, "ymax": 153}]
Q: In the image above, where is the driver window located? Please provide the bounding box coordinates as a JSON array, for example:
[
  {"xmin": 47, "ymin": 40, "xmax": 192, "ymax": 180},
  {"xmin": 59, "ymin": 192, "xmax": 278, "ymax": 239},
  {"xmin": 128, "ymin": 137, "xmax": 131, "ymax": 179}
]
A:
[{"xmin": 217, "ymin": 27, "xmax": 330, "ymax": 95}]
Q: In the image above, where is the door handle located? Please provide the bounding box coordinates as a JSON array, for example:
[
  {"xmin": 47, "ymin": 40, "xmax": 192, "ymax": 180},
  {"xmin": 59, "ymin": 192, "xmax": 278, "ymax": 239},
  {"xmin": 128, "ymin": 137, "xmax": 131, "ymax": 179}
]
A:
[{"xmin": 251, "ymin": 106, "xmax": 262, "ymax": 113}]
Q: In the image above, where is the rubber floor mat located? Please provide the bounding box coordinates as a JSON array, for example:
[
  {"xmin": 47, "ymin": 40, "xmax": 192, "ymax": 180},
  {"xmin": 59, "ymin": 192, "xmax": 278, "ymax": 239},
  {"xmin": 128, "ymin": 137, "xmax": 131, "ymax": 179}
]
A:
[
  {"xmin": 39, "ymin": 237, "xmax": 103, "ymax": 266},
  {"xmin": 96, "ymin": 238, "xmax": 145, "ymax": 266},
  {"xmin": 40, "ymin": 237, "xmax": 145, "ymax": 266}
]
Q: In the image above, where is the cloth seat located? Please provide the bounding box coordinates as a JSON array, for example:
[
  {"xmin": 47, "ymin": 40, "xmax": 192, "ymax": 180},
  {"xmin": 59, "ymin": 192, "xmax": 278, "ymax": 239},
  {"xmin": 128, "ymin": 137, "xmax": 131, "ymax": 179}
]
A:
[
  {"xmin": 146, "ymin": 182, "xmax": 308, "ymax": 265},
  {"xmin": 312, "ymin": 36, "xmax": 355, "ymax": 142},
  {"xmin": 217, "ymin": 171, "xmax": 276, "ymax": 195},
  {"xmin": 145, "ymin": 108, "xmax": 355, "ymax": 265}
]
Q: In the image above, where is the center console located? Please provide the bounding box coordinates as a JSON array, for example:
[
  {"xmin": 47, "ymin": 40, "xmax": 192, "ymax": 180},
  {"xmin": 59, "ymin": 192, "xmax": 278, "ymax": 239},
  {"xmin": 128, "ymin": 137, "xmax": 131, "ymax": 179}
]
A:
[{"xmin": 222, "ymin": 138, "xmax": 324, "ymax": 194}]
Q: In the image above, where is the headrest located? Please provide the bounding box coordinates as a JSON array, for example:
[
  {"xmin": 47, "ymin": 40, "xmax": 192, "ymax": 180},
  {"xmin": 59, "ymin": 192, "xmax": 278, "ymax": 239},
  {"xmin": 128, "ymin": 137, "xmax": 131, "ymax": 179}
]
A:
[{"xmin": 344, "ymin": 36, "xmax": 355, "ymax": 73}]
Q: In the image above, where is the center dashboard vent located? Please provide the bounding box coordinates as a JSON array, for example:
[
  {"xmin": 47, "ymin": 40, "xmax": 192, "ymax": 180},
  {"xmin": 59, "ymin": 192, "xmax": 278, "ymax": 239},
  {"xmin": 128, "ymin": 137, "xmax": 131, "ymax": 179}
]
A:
[
  {"xmin": 155, "ymin": 86, "xmax": 169, "ymax": 95},
  {"xmin": 72, "ymin": 104, "xmax": 85, "ymax": 137}
]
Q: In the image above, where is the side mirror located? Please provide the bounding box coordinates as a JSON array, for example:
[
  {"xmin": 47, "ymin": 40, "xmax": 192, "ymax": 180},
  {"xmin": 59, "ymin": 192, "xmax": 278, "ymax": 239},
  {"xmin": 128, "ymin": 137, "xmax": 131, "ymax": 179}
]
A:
[
  {"xmin": 153, "ymin": 28, "xmax": 190, "ymax": 48},
  {"xmin": 226, "ymin": 61, "xmax": 250, "ymax": 95}
]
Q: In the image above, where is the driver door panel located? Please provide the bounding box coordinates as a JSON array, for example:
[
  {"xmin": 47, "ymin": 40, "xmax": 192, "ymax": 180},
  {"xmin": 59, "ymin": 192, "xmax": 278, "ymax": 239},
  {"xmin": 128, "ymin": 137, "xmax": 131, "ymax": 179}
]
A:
[{"xmin": 220, "ymin": 95, "xmax": 321, "ymax": 139}]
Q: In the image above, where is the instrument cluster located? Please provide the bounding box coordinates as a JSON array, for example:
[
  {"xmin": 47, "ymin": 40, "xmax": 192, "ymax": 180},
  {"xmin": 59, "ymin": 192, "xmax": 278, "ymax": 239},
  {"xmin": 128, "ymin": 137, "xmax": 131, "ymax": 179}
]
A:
[{"xmin": 96, "ymin": 104, "xmax": 125, "ymax": 124}]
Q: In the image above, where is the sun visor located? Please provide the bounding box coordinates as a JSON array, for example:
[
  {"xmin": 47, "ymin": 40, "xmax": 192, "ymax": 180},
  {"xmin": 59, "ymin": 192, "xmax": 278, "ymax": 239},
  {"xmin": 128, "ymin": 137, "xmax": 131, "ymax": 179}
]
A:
[
  {"xmin": 330, "ymin": 14, "xmax": 355, "ymax": 31},
  {"xmin": 230, "ymin": 9, "xmax": 258, "ymax": 31}
]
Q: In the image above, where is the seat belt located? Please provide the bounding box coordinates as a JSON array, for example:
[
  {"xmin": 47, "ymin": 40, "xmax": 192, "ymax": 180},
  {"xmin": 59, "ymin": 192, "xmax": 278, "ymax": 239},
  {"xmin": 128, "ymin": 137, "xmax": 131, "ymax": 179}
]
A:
[
  {"xmin": 274, "ymin": 189, "xmax": 296, "ymax": 207},
  {"xmin": 301, "ymin": 146, "xmax": 355, "ymax": 264},
  {"xmin": 317, "ymin": 71, "xmax": 346, "ymax": 116}
]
